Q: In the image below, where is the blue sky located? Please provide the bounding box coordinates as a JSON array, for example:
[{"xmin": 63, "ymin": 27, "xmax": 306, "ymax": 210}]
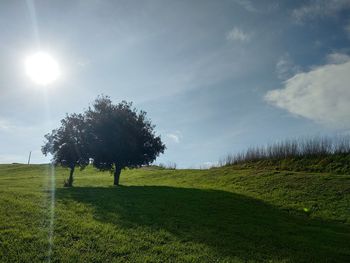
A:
[{"xmin": 1, "ymin": 0, "xmax": 350, "ymax": 167}]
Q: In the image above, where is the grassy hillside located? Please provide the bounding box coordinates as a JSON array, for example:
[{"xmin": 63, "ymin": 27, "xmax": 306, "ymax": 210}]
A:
[
  {"xmin": 223, "ymin": 155, "xmax": 350, "ymax": 175},
  {"xmin": 0, "ymin": 164, "xmax": 349, "ymax": 262}
]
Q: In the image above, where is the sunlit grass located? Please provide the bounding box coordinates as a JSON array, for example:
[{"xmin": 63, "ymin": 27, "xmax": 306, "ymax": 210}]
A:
[{"xmin": 0, "ymin": 164, "xmax": 349, "ymax": 262}]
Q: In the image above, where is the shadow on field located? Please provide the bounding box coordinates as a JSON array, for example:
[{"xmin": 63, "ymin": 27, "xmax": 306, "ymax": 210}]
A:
[{"xmin": 56, "ymin": 186, "xmax": 350, "ymax": 262}]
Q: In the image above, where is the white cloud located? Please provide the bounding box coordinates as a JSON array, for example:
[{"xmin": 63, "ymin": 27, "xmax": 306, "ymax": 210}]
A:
[
  {"xmin": 275, "ymin": 54, "xmax": 300, "ymax": 80},
  {"xmin": 0, "ymin": 118, "xmax": 13, "ymax": 131},
  {"xmin": 231, "ymin": 0, "xmax": 279, "ymax": 13},
  {"xmin": 226, "ymin": 27, "xmax": 251, "ymax": 42},
  {"xmin": 265, "ymin": 54, "xmax": 350, "ymax": 129},
  {"xmin": 292, "ymin": 0, "xmax": 350, "ymax": 23},
  {"xmin": 166, "ymin": 131, "xmax": 182, "ymax": 143},
  {"xmin": 326, "ymin": 52, "xmax": 350, "ymax": 64},
  {"xmin": 232, "ymin": 0, "xmax": 258, "ymax": 12},
  {"xmin": 0, "ymin": 117, "xmax": 23, "ymax": 132},
  {"xmin": 345, "ymin": 22, "xmax": 350, "ymax": 39}
]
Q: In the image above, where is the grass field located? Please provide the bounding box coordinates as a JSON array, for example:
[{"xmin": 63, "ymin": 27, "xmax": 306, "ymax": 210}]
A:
[{"xmin": 0, "ymin": 164, "xmax": 349, "ymax": 262}]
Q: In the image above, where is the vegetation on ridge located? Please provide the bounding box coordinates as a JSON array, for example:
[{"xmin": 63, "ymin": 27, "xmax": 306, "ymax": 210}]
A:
[{"xmin": 220, "ymin": 136, "xmax": 350, "ymax": 174}]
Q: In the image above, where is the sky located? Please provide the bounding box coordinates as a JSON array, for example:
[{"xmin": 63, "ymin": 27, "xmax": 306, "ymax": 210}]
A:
[{"xmin": 0, "ymin": 0, "xmax": 350, "ymax": 168}]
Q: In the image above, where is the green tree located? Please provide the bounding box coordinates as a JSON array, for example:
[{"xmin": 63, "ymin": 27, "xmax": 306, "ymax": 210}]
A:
[
  {"xmin": 42, "ymin": 113, "xmax": 89, "ymax": 187},
  {"xmin": 86, "ymin": 95, "xmax": 165, "ymax": 185}
]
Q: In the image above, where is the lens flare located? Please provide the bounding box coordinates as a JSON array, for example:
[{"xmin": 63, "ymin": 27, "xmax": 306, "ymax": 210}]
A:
[{"xmin": 48, "ymin": 164, "xmax": 55, "ymax": 261}]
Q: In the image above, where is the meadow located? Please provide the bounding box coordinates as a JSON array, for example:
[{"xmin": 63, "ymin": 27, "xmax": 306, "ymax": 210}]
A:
[{"xmin": 0, "ymin": 164, "xmax": 349, "ymax": 262}]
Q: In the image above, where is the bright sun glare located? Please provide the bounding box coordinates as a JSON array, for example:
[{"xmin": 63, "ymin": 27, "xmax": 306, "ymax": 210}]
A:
[{"xmin": 25, "ymin": 52, "xmax": 60, "ymax": 86}]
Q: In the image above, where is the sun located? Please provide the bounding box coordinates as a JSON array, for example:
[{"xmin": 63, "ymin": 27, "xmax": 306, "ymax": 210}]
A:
[{"xmin": 25, "ymin": 52, "xmax": 60, "ymax": 86}]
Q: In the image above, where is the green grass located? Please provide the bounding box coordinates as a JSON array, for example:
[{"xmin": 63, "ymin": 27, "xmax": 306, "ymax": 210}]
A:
[
  {"xmin": 0, "ymin": 164, "xmax": 349, "ymax": 262},
  {"xmin": 229, "ymin": 154, "xmax": 350, "ymax": 175}
]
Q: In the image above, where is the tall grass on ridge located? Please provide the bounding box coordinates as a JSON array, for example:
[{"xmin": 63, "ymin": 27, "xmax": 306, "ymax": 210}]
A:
[{"xmin": 220, "ymin": 136, "xmax": 350, "ymax": 166}]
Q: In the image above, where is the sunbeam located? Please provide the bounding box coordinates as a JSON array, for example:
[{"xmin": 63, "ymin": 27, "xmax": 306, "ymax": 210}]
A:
[{"xmin": 46, "ymin": 164, "xmax": 55, "ymax": 262}]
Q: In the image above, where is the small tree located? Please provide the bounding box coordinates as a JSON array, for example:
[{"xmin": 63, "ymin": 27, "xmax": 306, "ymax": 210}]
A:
[
  {"xmin": 42, "ymin": 113, "xmax": 90, "ymax": 187},
  {"xmin": 86, "ymin": 95, "xmax": 165, "ymax": 185}
]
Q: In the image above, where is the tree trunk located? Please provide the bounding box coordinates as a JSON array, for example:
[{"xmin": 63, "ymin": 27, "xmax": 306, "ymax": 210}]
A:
[
  {"xmin": 114, "ymin": 166, "xmax": 122, "ymax": 186},
  {"xmin": 67, "ymin": 166, "xmax": 74, "ymax": 187}
]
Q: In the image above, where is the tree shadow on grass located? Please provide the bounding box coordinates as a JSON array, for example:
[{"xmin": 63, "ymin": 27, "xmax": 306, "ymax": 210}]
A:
[{"xmin": 56, "ymin": 186, "xmax": 350, "ymax": 262}]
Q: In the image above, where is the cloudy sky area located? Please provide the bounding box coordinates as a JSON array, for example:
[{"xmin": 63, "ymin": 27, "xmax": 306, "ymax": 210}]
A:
[{"xmin": 1, "ymin": 0, "xmax": 350, "ymax": 167}]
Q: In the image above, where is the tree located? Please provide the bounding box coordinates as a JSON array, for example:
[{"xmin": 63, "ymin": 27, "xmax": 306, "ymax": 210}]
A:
[
  {"xmin": 42, "ymin": 113, "xmax": 90, "ymax": 187},
  {"xmin": 86, "ymin": 95, "xmax": 165, "ymax": 185}
]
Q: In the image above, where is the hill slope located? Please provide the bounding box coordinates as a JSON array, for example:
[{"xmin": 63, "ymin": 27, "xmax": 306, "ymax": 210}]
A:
[{"xmin": 0, "ymin": 164, "xmax": 349, "ymax": 262}]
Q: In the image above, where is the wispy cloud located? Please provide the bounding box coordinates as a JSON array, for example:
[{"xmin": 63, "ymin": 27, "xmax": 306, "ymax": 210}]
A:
[
  {"xmin": 292, "ymin": 0, "xmax": 350, "ymax": 23},
  {"xmin": 226, "ymin": 27, "xmax": 251, "ymax": 42},
  {"xmin": 0, "ymin": 118, "xmax": 13, "ymax": 131},
  {"xmin": 265, "ymin": 53, "xmax": 350, "ymax": 128},
  {"xmin": 166, "ymin": 131, "xmax": 182, "ymax": 144},
  {"xmin": 232, "ymin": 0, "xmax": 258, "ymax": 13},
  {"xmin": 275, "ymin": 54, "xmax": 300, "ymax": 80},
  {"xmin": 345, "ymin": 21, "xmax": 350, "ymax": 39},
  {"xmin": 326, "ymin": 52, "xmax": 350, "ymax": 64},
  {"xmin": 231, "ymin": 0, "xmax": 279, "ymax": 13}
]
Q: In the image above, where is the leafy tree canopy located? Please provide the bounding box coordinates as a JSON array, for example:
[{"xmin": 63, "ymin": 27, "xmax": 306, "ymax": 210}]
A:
[
  {"xmin": 42, "ymin": 95, "xmax": 165, "ymax": 186},
  {"xmin": 86, "ymin": 95, "xmax": 165, "ymax": 185},
  {"xmin": 42, "ymin": 113, "xmax": 90, "ymax": 186}
]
